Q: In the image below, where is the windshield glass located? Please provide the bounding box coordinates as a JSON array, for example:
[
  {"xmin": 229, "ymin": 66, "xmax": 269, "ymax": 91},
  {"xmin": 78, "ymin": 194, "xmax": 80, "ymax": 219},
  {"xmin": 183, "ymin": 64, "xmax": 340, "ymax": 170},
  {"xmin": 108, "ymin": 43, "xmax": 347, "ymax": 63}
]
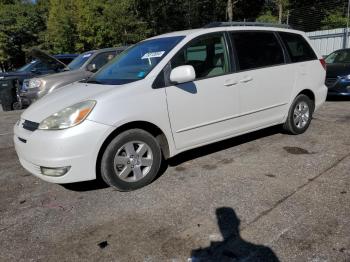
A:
[
  {"xmin": 88, "ymin": 36, "xmax": 185, "ymax": 85},
  {"xmin": 325, "ymin": 50, "xmax": 350, "ymax": 64},
  {"xmin": 16, "ymin": 60, "xmax": 38, "ymax": 72},
  {"xmin": 68, "ymin": 52, "xmax": 93, "ymax": 70}
]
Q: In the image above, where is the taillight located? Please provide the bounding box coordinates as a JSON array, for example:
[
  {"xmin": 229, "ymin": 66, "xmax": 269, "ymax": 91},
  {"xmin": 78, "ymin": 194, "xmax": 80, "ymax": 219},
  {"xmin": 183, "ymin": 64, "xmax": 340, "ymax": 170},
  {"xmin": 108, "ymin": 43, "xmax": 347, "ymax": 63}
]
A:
[{"xmin": 319, "ymin": 58, "xmax": 326, "ymax": 70}]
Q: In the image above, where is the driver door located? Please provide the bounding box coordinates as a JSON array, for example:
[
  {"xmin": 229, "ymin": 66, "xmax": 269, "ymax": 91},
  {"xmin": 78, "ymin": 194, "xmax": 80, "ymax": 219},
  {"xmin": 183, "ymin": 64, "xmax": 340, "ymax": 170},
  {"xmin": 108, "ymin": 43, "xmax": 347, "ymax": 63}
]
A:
[{"xmin": 165, "ymin": 33, "xmax": 240, "ymax": 149}]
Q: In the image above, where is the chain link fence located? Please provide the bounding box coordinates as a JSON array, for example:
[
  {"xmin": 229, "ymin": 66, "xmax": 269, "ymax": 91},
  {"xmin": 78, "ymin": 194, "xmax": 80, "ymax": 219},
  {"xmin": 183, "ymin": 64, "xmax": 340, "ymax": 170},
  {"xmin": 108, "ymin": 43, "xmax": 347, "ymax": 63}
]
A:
[{"xmin": 286, "ymin": 1, "xmax": 350, "ymax": 56}]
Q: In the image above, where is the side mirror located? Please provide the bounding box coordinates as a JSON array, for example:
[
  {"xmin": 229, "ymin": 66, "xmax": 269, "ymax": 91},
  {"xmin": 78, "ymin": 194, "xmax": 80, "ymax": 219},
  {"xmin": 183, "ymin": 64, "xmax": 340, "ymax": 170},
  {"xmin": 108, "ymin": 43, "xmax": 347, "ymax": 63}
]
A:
[
  {"xmin": 86, "ymin": 64, "xmax": 97, "ymax": 73},
  {"xmin": 170, "ymin": 65, "xmax": 196, "ymax": 84}
]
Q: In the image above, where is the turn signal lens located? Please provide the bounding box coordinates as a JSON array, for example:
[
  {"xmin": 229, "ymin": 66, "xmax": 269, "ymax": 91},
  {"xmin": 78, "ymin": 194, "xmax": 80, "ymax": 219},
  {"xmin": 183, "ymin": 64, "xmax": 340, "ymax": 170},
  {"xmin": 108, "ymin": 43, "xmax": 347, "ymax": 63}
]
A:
[{"xmin": 319, "ymin": 58, "xmax": 326, "ymax": 70}]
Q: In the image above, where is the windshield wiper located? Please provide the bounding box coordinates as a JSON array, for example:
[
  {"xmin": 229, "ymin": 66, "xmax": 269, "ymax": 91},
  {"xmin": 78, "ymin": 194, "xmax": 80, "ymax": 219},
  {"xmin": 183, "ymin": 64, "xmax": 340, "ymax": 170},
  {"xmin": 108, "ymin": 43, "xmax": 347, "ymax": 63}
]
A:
[{"xmin": 86, "ymin": 79, "xmax": 103, "ymax": 84}]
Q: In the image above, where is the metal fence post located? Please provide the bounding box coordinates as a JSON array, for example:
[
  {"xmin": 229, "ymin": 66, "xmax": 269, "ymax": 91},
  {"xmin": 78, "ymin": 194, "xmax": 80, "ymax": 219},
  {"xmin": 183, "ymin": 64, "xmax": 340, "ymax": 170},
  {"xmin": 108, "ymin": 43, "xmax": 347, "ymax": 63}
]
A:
[{"xmin": 346, "ymin": 0, "xmax": 350, "ymax": 48}]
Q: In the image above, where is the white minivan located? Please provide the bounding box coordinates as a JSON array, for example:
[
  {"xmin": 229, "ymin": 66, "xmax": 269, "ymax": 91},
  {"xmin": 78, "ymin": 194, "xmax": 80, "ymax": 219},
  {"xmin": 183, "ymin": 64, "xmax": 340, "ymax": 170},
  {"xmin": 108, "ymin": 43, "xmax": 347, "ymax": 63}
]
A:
[{"xmin": 14, "ymin": 23, "xmax": 327, "ymax": 191}]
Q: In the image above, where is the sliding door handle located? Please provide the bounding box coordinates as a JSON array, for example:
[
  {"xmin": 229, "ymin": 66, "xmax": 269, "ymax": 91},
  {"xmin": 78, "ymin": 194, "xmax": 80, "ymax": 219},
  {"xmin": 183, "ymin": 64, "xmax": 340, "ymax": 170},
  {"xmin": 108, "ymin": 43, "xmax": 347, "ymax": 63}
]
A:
[
  {"xmin": 224, "ymin": 79, "xmax": 238, "ymax": 86},
  {"xmin": 240, "ymin": 76, "xmax": 253, "ymax": 83}
]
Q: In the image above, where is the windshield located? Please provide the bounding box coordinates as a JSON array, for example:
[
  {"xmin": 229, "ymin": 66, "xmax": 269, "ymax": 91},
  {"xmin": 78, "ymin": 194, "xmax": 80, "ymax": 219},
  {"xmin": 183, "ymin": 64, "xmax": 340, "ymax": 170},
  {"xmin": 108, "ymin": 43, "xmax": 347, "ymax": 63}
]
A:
[
  {"xmin": 16, "ymin": 60, "xmax": 38, "ymax": 72},
  {"xmin": 325, "ymin": 50, "xmax": 350, "ymax": 64},
  {"xmin": 68, "ymin": 52, "xmax": 93, "ymax": 70},
  {"xmin": 88, "ymin": 36, "xmax": 185, "ymax": 85}
]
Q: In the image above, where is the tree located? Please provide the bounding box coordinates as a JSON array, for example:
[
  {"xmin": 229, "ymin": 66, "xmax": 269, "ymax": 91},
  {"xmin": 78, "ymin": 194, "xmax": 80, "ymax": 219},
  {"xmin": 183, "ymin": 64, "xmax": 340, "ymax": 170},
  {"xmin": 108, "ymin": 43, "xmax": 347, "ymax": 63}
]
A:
[
  {"xmin": 256, "ymin": 10, "xmax": 278, "ymax": 23},
  {"xmin": 226, "ymin": 0, "xmax": 238, "ymax": 22},
  {"xmin": 0, "ymin": 1, "xmax": 46, "ymax": 70},
  {"xmin": 45, "ymin": 0, "xmax": 77, "ymax": 53},
  {"xmin": 321, "ymin": 10, "xmax": 348, "ymax": 30}
]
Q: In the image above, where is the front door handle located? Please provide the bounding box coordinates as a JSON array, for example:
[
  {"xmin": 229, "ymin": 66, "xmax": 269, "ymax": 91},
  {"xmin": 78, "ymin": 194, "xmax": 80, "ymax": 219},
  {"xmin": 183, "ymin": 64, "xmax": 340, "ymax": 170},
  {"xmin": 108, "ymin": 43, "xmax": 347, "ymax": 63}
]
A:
[
  {"xmin": 224, "ymin": 79, "xmax": 238, "ymax": 86},
  {"xmin": 240, "ymin": 76, "xmax": 253, "ymax": 83}
]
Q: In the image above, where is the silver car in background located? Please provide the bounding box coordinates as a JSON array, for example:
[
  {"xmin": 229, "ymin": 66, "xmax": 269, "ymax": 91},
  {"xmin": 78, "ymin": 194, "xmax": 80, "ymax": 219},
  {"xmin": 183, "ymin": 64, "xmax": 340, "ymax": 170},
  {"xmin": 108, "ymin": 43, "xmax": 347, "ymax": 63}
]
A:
[{"xmin": 21, "ymin": 47, "xmax": 126, "ymax": 102}]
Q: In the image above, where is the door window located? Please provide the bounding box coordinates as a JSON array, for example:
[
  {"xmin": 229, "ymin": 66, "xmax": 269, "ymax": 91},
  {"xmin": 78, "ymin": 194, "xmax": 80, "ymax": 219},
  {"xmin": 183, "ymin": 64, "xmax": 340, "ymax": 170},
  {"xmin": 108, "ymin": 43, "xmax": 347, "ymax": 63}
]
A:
[
  {"xmin": 279, "ymin": 32, "xmax": 317, "ymax": 63},
  {"xmin": 88, "ymin": 51, "xmax": 116, "ymax": 71},
  {"xmin": 32, "ymin": 61, "xmax": 64, "ymax": 72},
  {"xmin": 231, "ymin": 31, "xmax": 285, "ymax": 71},
  {"xmin": 171, "ymin": 33, "xmax": 230, "ymax": 79}
]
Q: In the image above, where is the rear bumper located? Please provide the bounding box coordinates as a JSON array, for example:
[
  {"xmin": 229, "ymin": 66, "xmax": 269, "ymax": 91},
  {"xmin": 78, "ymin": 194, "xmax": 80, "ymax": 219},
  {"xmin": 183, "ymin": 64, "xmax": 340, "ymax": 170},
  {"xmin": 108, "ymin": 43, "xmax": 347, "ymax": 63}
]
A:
[
  {"xmin": 315, "ymin": 84, "xmax": 328, "ymax": 111},
  {"xmin": 327, "ymin": 90, "xmax": 350, "ymax": 96},
  {"xmin": 14, "ymin": 119, "xmax": 112, "ymax": 184}
]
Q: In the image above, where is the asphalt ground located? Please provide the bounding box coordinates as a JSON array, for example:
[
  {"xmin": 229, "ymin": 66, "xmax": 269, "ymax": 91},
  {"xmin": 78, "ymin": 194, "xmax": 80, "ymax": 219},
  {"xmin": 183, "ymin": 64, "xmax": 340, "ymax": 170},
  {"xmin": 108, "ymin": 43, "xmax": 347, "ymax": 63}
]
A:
[{"xmin": 0, "ymin": 100, "xmax": 349, "ymax": 261}]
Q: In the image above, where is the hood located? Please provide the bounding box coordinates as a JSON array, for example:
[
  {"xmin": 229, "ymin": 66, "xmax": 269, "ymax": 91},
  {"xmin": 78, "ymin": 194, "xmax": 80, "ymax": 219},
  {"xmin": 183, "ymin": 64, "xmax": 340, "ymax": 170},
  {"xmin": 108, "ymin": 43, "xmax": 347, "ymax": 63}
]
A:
[
  {"xmin": 21, "ymin": 82, "xmax": 115, "ymax": 122},
  {"xmin": 36, "ymin": 68, "xmax": 87, "ymax": 82},
  {"xmin": 30, "ymin": 48, "xmax": 69, "ymax": 70},
  {"xmin": 0, "ymin": 71, "xmax": 33, "ymax": 78},
  {"xmin": 326, "ymin": 63, "xmax": 350, "ymax": 78}
]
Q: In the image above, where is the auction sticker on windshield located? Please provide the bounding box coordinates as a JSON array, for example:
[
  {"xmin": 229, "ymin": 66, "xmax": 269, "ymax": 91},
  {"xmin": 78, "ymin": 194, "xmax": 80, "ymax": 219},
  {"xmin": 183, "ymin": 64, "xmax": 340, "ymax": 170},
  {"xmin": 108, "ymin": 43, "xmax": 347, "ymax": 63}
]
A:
[{"xmin": 141, "ymin": 51, "xmax": 165, "ymax": 59}]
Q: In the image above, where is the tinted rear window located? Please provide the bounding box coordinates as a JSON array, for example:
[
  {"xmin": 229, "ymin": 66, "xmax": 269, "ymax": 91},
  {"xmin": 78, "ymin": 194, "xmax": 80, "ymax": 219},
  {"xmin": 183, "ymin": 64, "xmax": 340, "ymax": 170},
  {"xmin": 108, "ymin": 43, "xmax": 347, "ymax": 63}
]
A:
[
  {"xmin": 279, "ymin": 32, "xmax": 317, "ymax": 63},
  {"xmin": 231, "ymin": 31, "xmax": 285, "ymax": 71}
]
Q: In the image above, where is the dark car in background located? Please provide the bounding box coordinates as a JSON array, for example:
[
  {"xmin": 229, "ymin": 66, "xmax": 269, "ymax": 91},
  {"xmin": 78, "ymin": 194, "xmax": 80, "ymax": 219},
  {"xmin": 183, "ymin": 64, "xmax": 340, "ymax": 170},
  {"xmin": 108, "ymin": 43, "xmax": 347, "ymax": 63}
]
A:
[
  {"xmin": 0, "ymin": 52, "xmax": 77, "ymax": 85},
  {"xmin": 21, "ymin": 47, "xmax": 127, "ymax": 103},
  {"xmin": 325, "ymin": 48, "xmax": 350, "ymax": 97},
  {"xmin": 0, "ymin": 51, "xmax": 77, "ymax": 111}
]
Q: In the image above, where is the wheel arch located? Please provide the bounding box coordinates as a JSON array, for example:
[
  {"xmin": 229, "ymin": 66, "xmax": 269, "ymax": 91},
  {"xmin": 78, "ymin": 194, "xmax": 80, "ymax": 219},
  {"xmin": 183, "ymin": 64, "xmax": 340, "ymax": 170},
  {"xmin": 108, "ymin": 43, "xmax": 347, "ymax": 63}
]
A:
[
  {"xmin": 96, "ymin": 121, "xmax": 171, "ymax": 180},
  {"xmin": 297, "ymin": 89, "xmax": 315, "ymax": 111}
]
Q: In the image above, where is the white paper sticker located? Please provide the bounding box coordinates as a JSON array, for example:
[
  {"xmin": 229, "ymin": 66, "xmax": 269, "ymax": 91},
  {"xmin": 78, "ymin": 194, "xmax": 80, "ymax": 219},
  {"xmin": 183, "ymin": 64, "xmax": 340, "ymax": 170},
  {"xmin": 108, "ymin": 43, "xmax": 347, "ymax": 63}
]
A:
[
  {"xmin": 83, "ymin": 53, "xmax": 92, "ymax": 58},
  {"xmin": 141, "ymin": 51, "xmax": 165, "ymax": 59}
]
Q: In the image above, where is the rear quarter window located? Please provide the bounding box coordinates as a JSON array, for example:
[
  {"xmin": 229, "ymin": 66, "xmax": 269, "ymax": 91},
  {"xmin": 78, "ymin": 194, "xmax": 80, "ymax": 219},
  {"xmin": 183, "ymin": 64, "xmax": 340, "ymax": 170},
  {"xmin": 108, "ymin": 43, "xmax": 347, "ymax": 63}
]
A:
[{"xmin": 279, "ymin": 32, "xmax": 317, "ymax": 63}]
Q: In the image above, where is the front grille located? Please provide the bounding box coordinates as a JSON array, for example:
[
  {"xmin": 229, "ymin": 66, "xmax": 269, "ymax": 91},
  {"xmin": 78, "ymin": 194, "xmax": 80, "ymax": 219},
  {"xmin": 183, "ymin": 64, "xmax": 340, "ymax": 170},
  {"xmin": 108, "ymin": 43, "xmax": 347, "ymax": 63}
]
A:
[
  {"xmin": 325, "ymin": 77, "xmax": 338, "ymax": 87},
  {"xmin": 22, "ymin": 120, "xmax": 39, "ymax": 131}
]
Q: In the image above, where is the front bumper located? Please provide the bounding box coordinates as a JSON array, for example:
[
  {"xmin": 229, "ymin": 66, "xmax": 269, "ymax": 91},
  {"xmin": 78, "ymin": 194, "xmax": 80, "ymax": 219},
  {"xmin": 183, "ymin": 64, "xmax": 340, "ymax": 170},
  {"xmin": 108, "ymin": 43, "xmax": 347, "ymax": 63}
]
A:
[
  {"xmin": 14, "ymin": 119, "xmax": 112, "ymax": 184},
  {"xmin": 19, "ymin": 88, "xmax": 44, "ymax": 103}
]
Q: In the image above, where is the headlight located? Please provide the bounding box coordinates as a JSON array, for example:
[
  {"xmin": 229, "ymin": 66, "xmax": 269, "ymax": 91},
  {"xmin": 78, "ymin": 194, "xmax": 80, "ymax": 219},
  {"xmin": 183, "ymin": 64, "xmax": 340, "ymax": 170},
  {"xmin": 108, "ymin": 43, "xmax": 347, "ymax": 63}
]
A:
[
  {"xmin": 29, "ymin": 79, "xmax": 42, "ymax": 89},
  {"xmin": 38, "ymin": 100, "xmax": 96, "ymax": 130}
]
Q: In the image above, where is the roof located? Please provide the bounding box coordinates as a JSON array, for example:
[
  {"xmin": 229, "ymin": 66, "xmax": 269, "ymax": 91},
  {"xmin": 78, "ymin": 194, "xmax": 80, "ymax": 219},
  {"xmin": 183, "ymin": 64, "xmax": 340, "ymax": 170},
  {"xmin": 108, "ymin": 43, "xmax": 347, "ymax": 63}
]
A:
[{"xmin": 150, "ymin": 25, "xmax": 305, "ymax": 40}]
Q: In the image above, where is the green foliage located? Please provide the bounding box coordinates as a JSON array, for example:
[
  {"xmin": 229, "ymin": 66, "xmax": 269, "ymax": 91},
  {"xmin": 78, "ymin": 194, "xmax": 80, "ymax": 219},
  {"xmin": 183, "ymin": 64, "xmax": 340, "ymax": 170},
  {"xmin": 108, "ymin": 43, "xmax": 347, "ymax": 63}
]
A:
[
  {"xmin": 321, "ymin": 10, "xmax": 348, "ymax": 30},
  {"xmin": 45, "ymin": 0, "xmax": 77, "ymax": 53},
  {"xmin": 0, "ymin": 0, "xmax": 349, "ymax": 70},
  {"xmin": 256, "ymin": 10, "xmax": 278, "ymax": 23},
  {"xmin": 0, "ymin": 1, "xmax": 46, "ymax": 70}
]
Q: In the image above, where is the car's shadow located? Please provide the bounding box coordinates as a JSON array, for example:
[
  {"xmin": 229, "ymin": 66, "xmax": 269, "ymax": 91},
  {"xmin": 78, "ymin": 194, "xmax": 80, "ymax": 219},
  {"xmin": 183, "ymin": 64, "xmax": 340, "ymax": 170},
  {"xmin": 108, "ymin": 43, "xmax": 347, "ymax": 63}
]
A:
[
  {"xmin": 62, "ymin": 125, "xmax": 282, "ymax": 192},
  {"xmin": 326, "ymin": 95, "xmax": 350, "ymax": 101}
]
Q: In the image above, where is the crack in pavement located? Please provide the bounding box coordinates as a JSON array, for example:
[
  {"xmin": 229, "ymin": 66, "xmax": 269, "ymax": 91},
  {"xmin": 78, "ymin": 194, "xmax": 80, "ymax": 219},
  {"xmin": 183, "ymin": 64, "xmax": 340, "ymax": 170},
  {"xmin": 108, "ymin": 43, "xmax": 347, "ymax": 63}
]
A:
[{"xmin": 243, "ymin": 152, "xmax": 350, "ymax": 229}]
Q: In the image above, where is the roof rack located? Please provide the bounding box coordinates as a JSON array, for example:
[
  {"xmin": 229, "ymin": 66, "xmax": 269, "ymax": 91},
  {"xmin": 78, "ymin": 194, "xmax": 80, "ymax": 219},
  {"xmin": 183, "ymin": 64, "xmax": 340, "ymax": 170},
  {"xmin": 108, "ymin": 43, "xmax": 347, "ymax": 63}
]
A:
[{"xmin": 203, "ymin": 21, "xmax": 291, "ymax": 29}]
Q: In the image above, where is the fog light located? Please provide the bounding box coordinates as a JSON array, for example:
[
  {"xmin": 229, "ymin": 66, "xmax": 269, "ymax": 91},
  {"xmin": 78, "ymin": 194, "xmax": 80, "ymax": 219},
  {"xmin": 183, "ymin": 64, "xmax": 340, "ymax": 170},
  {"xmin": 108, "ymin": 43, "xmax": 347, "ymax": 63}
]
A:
[{"xmin": 40, "ymin": 166, "xmax": 71, "ymax": 177}]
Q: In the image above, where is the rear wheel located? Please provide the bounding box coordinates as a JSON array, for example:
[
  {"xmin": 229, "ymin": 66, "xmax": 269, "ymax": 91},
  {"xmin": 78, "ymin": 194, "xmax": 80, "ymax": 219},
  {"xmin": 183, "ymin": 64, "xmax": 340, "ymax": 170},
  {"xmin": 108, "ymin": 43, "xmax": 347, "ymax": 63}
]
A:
[
  {"xmin": 100, "ymin": 129, "xmax": 162, "ymax": 191},
  {"xmin": 283, "ymin": 94, "xmax": 314, "ymax": 135}
]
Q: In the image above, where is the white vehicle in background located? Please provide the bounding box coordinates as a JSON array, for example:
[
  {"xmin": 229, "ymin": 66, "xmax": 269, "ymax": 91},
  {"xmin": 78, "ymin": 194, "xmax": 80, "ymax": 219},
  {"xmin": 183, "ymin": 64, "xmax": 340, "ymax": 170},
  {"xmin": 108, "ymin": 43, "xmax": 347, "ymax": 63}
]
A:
[{"xmin": 14, "ymin": 22, "xmax": 327, "ymax": 191}]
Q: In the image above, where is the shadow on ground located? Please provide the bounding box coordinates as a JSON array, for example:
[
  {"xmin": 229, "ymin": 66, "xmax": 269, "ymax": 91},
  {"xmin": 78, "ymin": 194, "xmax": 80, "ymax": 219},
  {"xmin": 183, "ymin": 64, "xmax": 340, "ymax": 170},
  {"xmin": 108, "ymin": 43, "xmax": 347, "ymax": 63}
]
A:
[
  {"xmin": 326, "ymin": 95, "xmax": 350, "ymax": 102},
  {"xmin": 191, "ymin": 207, "xmax": 279, "ymax": 262},
  {"xmin": 61, "ymin": 179, "xmax": 109, "ymax": 192},
  {"xmin": 168, "ymin": 125, "xmax": 282, "ymax": 166}
]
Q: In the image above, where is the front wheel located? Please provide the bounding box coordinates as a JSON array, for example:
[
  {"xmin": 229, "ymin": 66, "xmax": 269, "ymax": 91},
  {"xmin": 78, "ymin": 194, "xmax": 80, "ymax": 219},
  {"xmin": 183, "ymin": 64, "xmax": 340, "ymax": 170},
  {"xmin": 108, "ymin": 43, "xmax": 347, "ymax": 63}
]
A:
[
  {"xmin": 283, "ymin": 94, "xmax": 314, "ymax": 135},
  {"xmin": 100, "ymin": 129, "xmax": 162, "ymax": 191}
]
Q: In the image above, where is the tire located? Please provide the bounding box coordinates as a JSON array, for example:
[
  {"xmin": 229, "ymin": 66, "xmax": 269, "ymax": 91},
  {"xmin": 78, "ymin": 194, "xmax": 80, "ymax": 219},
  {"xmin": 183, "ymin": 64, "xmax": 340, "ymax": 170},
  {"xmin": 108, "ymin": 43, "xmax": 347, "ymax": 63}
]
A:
[
  {"xmin": 283, "ymin": 94, "xmax": 314, "ymax": 135},
  {"xmin": 12, "ymin": 101, "xmax": 23, "ymax": 110},
  {"xmin": 1, "ymin": 103, "xmax": 12, "ymax": 111},
  {"xmin": 100, "ymin": 129, "xmax": 162, "ymax": 191}
]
